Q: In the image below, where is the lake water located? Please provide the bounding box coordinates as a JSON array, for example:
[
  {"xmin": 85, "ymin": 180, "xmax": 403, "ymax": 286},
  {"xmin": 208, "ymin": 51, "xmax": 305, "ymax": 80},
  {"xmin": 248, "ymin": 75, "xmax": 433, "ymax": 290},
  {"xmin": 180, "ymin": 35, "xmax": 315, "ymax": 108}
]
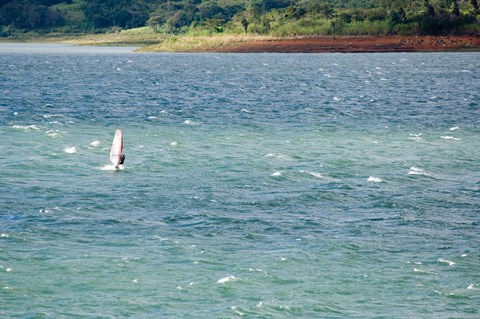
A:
[{"xmin": 1, "ymin": 43, "xmax": 479, "ymax": 318}]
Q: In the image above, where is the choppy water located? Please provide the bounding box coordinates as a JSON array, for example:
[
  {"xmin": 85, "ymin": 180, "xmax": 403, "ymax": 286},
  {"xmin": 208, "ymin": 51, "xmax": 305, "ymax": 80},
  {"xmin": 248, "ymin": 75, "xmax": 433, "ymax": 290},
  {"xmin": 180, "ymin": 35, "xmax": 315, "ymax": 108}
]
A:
[{"xmin": 1, "ymin": 43, "xmax": 479, "ymax": 318}]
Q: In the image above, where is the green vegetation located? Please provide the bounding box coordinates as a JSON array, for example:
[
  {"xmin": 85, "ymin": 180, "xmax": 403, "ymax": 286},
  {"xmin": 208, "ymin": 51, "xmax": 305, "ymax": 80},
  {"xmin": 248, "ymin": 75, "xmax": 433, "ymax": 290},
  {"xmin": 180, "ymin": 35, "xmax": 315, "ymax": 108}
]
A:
[{"xmin": 1, "ymin": 0, "xmax": 479, "ymax": 39}]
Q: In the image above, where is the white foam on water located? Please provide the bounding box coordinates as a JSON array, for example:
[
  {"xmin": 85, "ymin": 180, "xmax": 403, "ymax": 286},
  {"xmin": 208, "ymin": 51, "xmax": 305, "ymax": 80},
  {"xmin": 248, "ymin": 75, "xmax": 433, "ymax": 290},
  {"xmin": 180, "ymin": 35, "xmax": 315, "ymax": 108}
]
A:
[
  {"xmin": 43, "ymin": 114, "xmax": 64, "ymax": 119},
  {"xmin": 265, "ymin": 153, "xmax": 291, "ymax": 160},
  {"xmin": 1, "ymin": 233, "xmax": 9, "ymax": 238},
  {"xmin": 217, "ymin": 275, "xmax": 237, "ymax": 284},
  {"xmin": 438, "ymin": 258, "xmax": 456, "ymax": 266},
  {"xmin": 409, "ymin": 133, "xmax": 422, "ymax": 141},
  {"xmin": 367, "ymin": 176, "xmax": 383, "ymax": 183},
  {"xmin": 408, "ymin": 167, "xmax": 430, "ymax": 176},
  {"xmin": 46, "ymin": 130, "xmax": 62, "ymax": 138},
  {"xmin": 90, "ymin": 141, "xmax": 100, "ymax": 148},
  {"xmin": 467, "ymin": 284, "xmax": 477, "ymax": 290},
  {"xmin": 449, "ymin": 126, "xmax": 460, "ymax": 131},
  {"xmin": 440, "ymin": 136, "xmax": 461, "ymax": 140},
  {"xmin": 231, "ymin": 306, "xmax": 244, "ymax": 316},
  {"xmin": 240, "ymin": 108, "xmax": 251, "ymax": 113},
  {"xmin": 12, "ymin": 124, "xmax": 40, "ymax": 131},
  {"xmin": 413, "ymin": 268, "xmax": 436, "ymax": 274},
  {"xmin": 64, "ymin": 146, "xmax": 77, "ymax": 154},
  {"xmin": 183, "ymin": 119, "xmax": 199, "ymax": 126},
  {"xmin": 271, "ymin": 171, "xmax": 283, "ymax": 177},
  {"xmin": 333, "ymin": 96, "xmax": 341, "ymax": 101},
  {"xmin": 300, "ymin": 170, "xmax": 324, "ymax": 179},
  {"xmin": 101, "ymin": 164, "xmax": 124, "ymax": 171},
  {"xmin": 169, "ymin": 141, "xmax": 178, "ymax": 146}
]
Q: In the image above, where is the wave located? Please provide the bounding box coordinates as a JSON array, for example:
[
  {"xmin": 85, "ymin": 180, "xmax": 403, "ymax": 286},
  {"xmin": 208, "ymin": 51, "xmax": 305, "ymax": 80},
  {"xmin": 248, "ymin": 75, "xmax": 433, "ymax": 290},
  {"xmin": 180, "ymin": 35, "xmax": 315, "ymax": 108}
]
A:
[
  {"xmin": 409, "ymin": 133, "xmax": 422, "ymax": 141},
  {"xmin": 64, "ymin": 146, "xmax": 77, "ymax": 154},
  {"xmin": 101, "ymin": 164, "xmax": 124, "ymax": 171},
  {"xmin": 217, "ymin": 275, "xmax": 237, "ymax": 284},
  {"xmin": 300, "ymin": 170, "xmax": 324, "ymax": 179},
  {"xmin": 265, "ymin": 153, "xmax": 291, "ymax": 160},
  {"xmin": 438, "ymin": 258, "xmax": 456, "ymax": 266},
  {"xmin": 46, "ymin": 130, "xmax": 62, "ymax": 138},
  {"xmin": 89, "ymin": 141, "xmax": 100, "ymax": 148},
  {"xmin": 440, "ymin": 136, "xmax": 461, "ymax": 140},
  {"xmin": 408, "ymin": 167, "xmax": 430, "ymax": 177},
  {"xmin": 367, "ymin": 176, "xmax": 383, "ymax": 183},
  {"xmin": 12, "ymin": 124, "xmax": 40, "ymax": 131},
  {"xmin": 183, "ymin": 119, "xmax": 199, "ymax": 126},
  {"xmin": 271, "ymin": 171, "xmax": 283, "ymax": 177}
]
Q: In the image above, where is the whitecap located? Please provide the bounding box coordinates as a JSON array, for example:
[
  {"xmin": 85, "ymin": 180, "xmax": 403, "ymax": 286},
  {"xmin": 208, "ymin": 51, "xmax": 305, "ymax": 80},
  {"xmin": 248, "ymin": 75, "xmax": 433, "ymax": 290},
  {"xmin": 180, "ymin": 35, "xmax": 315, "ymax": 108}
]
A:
[
  {"xmin": 169, "ymin": 141, "xmax": 178, "ymax": 146},
  {"xmin": 413, "ymin": 268, "xmax": 435, "ymax": 274},
  {"xmin": 367, "ymin": 176, "xmax": 383, "ymax": 183},
  {"xmin": 64, "ymin": 147, "xmax": 77, "ymax": 154},
  {"xmin": 1, "ymin": 233, "xmax": 9, "ymax": 238},
  {"xmin": 467, "ymin": 284, "xmax": 477, "ymax": 290},
  {"xmin": 449, "ymin": 126, "xmax": 460, "ymax": 131},
  {"xmin": 183, "ymin": 119, "xmax": 199, "ymax": 126},
  {"xmin": 438, "ymin": 258, "xmax": 456, "ymax": 266},
  {"xmin": 101, "ymin": 164, "xmax": 124, "ymax": 171},
  {"xmin": 408, "ymin": 167, "xmax": 429, "ymax": 176},
  {"xmin": 409, "ymin": 133, "xmax": 422, "ymax": 141},
  {"xmin": 265, "ymin": 153, "xmax": 291, "ymax": 160},
  {"xmin": 441, "ymin": 136, "xmax": 461, "ymax": 140},
  {"xmin": 240, "ymin": 108, "xmax": 251, "ymax": 113},
  {"xmin": 90, "ymin": 141, "xmax": 100, "ymax": 147},
  {"xmin": 217, "ymin": 275, "xmax": 237, "ymax": 284},
  {"xmin": 43, "ymin": 114, "xmax": 64, "ymax": 119},
  {"xmin": 12, "ymin": 124, "xmax": 40, "ymax": 131},
  {"xmin": 271, "ymin": 171, "xmax": 283, "ymax": 177},
  {"xmin": 333, "ymin": 97, "xmax": 341, "ymax": 101},
  {"xmin": 300, "ymin": 170, "xmax": 324, "ymax": 179},
  {"xmin": 46, "ymin": 130, "xmax": 62, "ymax": 138}
]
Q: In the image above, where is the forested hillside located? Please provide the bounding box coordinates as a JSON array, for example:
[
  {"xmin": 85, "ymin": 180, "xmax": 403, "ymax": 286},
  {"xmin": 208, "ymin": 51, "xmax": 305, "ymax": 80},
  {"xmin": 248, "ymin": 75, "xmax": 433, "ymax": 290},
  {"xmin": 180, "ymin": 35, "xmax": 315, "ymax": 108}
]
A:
[{"xmin": 1, "ymin": 0, "xmax": 479, "ymax": 37}]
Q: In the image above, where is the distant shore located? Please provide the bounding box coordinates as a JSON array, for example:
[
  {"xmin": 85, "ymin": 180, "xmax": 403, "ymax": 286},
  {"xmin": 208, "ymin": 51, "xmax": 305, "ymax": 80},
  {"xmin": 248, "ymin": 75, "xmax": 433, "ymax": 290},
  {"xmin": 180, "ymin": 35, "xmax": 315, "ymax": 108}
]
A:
[
  {"xmin": 197, "ymin": 35, "xmax": 480, "ymax": 53},
  {"xmin": 2, "ymin": 33, "xmax": 479, "ymax": 53}
]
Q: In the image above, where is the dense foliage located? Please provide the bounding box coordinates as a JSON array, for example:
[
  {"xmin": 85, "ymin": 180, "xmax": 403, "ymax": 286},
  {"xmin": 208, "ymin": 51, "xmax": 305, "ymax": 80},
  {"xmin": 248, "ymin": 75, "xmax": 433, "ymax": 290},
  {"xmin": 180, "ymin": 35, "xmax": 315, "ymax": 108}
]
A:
[{"xmin": 1, "ymin": 0, "xmax": 479, "ymax": 36}]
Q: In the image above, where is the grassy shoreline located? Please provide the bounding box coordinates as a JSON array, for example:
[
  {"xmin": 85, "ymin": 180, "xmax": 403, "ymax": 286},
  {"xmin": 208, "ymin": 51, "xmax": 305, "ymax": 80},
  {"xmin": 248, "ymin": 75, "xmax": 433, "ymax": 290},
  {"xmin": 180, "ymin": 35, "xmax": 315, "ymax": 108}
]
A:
[{"xmin": 1, "ymin": 28, "xmax": 479, "ymax": 53}]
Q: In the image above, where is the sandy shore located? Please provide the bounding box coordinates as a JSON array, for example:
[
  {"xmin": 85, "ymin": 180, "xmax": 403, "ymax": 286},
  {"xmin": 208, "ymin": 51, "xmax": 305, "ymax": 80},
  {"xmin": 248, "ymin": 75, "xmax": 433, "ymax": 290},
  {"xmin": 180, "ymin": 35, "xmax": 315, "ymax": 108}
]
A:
[{"xmin": 205, "ymin": 35, "xmax": 480, "ymax": 53}]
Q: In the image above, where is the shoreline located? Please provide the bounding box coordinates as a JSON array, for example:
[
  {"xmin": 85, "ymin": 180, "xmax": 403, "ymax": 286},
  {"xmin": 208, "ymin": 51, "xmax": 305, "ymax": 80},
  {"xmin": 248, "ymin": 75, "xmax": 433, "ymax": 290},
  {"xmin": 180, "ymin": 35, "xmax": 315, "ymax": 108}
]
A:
[
  {"xmin": 2, "ymin": 34, "xmax": 479, "ymax": 53},
  {"xmin": 201, "ymin": 35, "xmax": 480, "ymax": 53}
]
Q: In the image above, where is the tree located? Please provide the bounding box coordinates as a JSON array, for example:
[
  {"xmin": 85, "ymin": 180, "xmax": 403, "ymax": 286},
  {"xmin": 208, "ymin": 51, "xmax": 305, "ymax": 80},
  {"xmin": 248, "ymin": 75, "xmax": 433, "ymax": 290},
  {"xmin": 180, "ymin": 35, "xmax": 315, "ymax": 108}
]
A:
[
  {"xmin": 470, "ymin": 0, "xmax": 479, "ymax": 13},
  {"xmin": 241, "ymin": 17, "xmax": 248, "ymax": 33},
  {"xmin": 451, "ymin": 0, "xmax": 460, "ymax": 16}
]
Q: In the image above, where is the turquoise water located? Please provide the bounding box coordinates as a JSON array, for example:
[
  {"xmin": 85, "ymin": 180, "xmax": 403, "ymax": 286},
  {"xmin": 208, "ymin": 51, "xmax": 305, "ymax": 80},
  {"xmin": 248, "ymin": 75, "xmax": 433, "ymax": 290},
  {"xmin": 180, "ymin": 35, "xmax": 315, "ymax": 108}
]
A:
[{"xmin": 1, "ymin": 44, "xmax": 479, "ymax": 318}]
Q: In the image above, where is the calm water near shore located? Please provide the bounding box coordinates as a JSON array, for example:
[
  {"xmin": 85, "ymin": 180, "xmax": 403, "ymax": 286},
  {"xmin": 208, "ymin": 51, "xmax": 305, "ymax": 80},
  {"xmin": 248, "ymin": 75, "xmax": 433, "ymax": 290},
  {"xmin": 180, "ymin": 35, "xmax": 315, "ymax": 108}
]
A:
[{"xmin": 1, "ymin": 43, "xmax": 479, "ymax": 318}]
